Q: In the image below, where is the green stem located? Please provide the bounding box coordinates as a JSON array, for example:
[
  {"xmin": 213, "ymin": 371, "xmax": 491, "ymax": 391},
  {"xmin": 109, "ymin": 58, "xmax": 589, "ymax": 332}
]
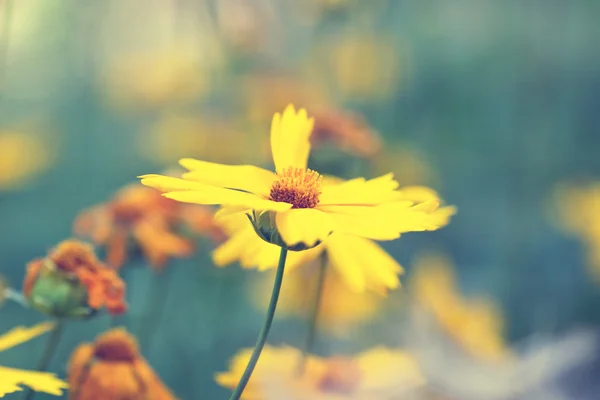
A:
[
  {"xmin": 228, "ymin": 247, "xmax": 288, "ymax": 400},
  {"xmin": 297, "ymin": 252, "xmax": 328, "ymax": 375},
  {"xmin": 21, "ymin": 319, "xmax": 64, "ymax": 400}
]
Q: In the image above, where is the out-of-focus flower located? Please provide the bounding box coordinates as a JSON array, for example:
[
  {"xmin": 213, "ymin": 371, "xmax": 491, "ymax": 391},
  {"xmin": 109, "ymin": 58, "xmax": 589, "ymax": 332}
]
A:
[
  {"xmin": 141, "ymin": 105, "xmax": 453, "ymax": 252},
  {"xmin": 252, "ymin": 257, "xmax": 384, "ymax": 335},
  {"xmin": 410, "ymin": 253, "xmax": 511, "ymax": 362},
  {"xmin": 23, "ymin": 240, "xmax": 127, "ymax": 318},
  {"xmin": 68, "ymin": 327, "xmax": 176, "ymax": 400},
  {"xmin": 216, "ymin": 345, "xmax": 424, "ymax": 399},
  {"xmin": 0, "ymin": 130, "xmax": 55, "ymax": 191},
  {"xmin": 306, "ymin": 35, "xmax": 409, "ymax": 102},
  {"xmin": 553, "ymin": 182, "xmax": 600, "ymax": 282},
  {"xmin": 213, "ymin": 183, "xmax": 455, "ymax": 293},
  {"xmin": 141, "ymin": 113, "xmax": 269, "ymax": 167},
  {"xmin": 0, "ymin": 322, "xmax": 68, "ymax": 397},
  {"xmin": 74, "ymin": 183, "xmax": 224, "ymax": 270},
  {"xmin": 407, "ymin": 307, "xmax": 597, "ymax": 400},
  {"xmin": 310, "ymin": 109, "xmax": 382, "ymax": 159},
  {"xmin": 99, "ymin": 46, "xmax": 215, "ymax": 111}
]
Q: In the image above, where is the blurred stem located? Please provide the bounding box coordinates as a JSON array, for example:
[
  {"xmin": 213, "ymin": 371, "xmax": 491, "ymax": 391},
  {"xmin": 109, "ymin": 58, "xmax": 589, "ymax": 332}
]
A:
[
  {"xmin": 228, "ymin": 247, "xmax": 288, "ymax": 400},
  {"xmin": 297, "ymin": 252, "xmax": 328, "ymax": 375},
  {"xmin": 137, "ymin": 266, "xmax": 173, "ymax": 354},
  {"xmin": 21, "ymin": 319, "xmax": 64, "ymax": 400}
]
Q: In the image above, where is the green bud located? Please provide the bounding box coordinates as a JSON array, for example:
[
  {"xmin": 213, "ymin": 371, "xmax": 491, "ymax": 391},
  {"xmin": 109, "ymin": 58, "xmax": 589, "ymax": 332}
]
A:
[
  {"xmin": 247, "ymin": 210, "xmax": 323, "ymax": 251},
  {"xmin": 26, "ymin": 260, "xmax": 94, "ymax": 318}
]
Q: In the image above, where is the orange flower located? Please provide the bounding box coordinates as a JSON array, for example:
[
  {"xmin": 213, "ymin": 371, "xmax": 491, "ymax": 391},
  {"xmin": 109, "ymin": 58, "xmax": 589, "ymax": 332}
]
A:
[
  {"xmin": 23, "ymin": 240, "xmax": 127, "ymax": 317},
  {"xmin": 74, "ymin": 184, "xmax": 223, "ymax": 270},
  {"xmin": 310, "ymin": 109, "xmax": 382, "ymax": 158},
  {"xmin": 68, "ymin": 328, "xmax": 177, "ymax": 400}
]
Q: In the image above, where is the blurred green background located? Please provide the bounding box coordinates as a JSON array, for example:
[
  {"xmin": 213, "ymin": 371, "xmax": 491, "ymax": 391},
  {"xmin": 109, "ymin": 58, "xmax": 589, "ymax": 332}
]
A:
[{"xmin": 1, "ymin": 1, "xmax": 600, "ymax": 398}]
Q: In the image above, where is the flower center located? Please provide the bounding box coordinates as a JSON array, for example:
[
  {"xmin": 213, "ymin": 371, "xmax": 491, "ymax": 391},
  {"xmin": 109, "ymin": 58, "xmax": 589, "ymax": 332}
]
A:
[
  {"xmin": 269, "ymin": 167, "xmax": 322, "ymax": 209},
  {"xmin": 317, "ymin": 357, "xmax": 362, "ymax": 395}
]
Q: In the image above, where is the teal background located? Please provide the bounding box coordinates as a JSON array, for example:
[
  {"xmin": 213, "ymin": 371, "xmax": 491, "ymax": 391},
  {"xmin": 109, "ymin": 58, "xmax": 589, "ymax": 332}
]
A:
[{"xmin": 1, "ymin": 1, "xmax": 600, "ymax": 399}]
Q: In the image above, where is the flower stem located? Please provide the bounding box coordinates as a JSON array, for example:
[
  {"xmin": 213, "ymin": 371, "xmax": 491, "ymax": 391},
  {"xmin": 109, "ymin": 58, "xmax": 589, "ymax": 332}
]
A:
[
  {"xmin": 21, "ymin": 319, "xmax": 64, "ymax": 400},
  {"xmin": 228, "ymin": 247, "xmax": 288, "ymax": 400},
  {"xmin": 297, "ymin": 252, "xmax": 327, "ymax": 375}
]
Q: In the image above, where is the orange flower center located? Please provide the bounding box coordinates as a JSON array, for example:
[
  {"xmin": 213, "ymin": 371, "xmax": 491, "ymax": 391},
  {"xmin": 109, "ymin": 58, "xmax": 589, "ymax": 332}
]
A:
[
  {"xmin": 93, "ymin": 328, "xmax": 139, "ymax": 362},
  {"xmin": 317, "ymin": 357, "xmax": 362, "ymax": 395},
  {"xmin": 49, "ymin": 240, "xmax": 99, "ymax": 273},
  {"xmin": 269, "ymin": 167, "xmax": 322, "ymax": 209}
]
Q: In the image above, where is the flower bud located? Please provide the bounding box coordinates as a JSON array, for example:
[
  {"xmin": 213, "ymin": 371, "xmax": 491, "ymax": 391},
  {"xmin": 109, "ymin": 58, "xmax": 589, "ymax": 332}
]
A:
[
  {"xmin": 23, "ymin": 240, "xmax": 127, "ymax": 318},
  {"xmin": 248, "ymin": 210, "xmax": 323, "ymax": 251}
]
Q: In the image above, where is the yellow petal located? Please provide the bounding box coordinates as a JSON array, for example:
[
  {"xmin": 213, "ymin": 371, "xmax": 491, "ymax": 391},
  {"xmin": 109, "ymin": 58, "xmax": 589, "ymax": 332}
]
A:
[
  {"xmin": 270, "ymin": 104, "xmax": 314, "ymax": 172},
  {"xmin": 164, "ymin": 190, "xmax": 292, "ymax": 212},
  {"xmin": 318, "ymin": 205, "xmax": 407, "ymax": 240},
  {"xmin": 326, "ymin": 233, "xmax": 402, "ymax": 293},
  {"xmin": 179, "ymin": 159, "xmax": 277, "ymax": 197},
  {"xmin": 0, "ymin": 367, "xmax": 68, "ymax": 397},
  {"xmin": 212, "ymin": 224, "xmax": 258, "ymax": 267},
  {"xmin": 275, "ymin": 208, "xmax": 333, "ymax": 248},
  {"xmin": 356, "ymin": 348, "xmax": 424, "ymax": 390},
  {"xmin": 0, "ymin": 322, "xmax": 54, "ymax": 352},
  {"xmin": 139, "ymin": 174, "xmax": 212, "ymax": 192},
  {"xmin": 319, "ymin": 173, "xmax": 401, "ymax": 206}
]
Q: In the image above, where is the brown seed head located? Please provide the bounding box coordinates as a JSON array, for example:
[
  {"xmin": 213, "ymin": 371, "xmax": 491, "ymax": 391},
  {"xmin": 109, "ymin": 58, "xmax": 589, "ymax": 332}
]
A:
[
  {"xmin": 269, "ymin": 167, "xmax": 322, "ymax": 209},
  {"xmin": 93, "ymin": 328, "xmax": 139, "ymax": 362}
]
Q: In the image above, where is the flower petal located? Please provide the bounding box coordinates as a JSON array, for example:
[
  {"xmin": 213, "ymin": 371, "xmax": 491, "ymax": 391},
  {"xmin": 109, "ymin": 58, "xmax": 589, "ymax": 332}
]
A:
[
  {"xmin": 139, "ymin": 174, "xmax": 211, "ymax": 192},
  {"xmin": 270, "ymin": 104, "xmax": 315, "ymax": 172},
  {"xmin": 0, "ymin": 367, "xmax": 68, "ymax": 397},
  {"xmin": 275, "ymin": 209, "xmax": 333, "ymax": 248},
  {"xmin": 326, "ymin": 233, "xmax": 402, "ymax": 293},
  {"xmin": 0, "ymin": 322, "xmax": 54, "ymax": 352},
  {"xmin": 179, "ymin": 159, "xmax": 277, "ymax": 197},
  {"xmin": 319, "ymin": 173, "xmax": 401, "ymax": 206},
  {"xmin": 164, "ymin": 190, "xmax": 292, "ymax": 212},
  {"xmin": 317, "ymin": 205, "xmax": 407, "ymax": 240}
]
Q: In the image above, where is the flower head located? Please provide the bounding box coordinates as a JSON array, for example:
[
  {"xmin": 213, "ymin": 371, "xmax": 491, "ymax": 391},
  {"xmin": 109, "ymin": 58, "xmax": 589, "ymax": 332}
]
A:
[
  {"xmin": 140, "ymin": 105, "xmax": 455, "ymax": 250},
  {"xmin": 214, "ymin": 184, "xmax": 455, "ymax": 293},
  {"xmin": 75, "ymin": 183, "xmax": 223, "ymax": 270},
  {"xmin": 216, "ymin": 346, "xmax": 424, "ymax": 399},
  {"xmin": 0, "ymin": 322, "xmax": 68, "ymax": 397},
  {"xmin": 23, "ymin": 239, "xmax": 127, "ymax": 318},
  {"xmin": 68, "ymin": 327, "xmax": 177, "ymax": 400}
]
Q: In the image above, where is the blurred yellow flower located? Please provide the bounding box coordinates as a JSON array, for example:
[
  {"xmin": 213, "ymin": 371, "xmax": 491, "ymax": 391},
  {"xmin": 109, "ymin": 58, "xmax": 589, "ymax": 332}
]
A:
[
  {"xmin": 411, "ymin": 253, "xmax": 511, "ymax": 362},
  {"xmin": 553, "ymin": 182, "xmax": 600, "ymax": 282},
  {"xmin": 216, "ymin": 346, "xmax": 424, "ymax": 399},
  {"xmin": 0, "ymin": 322, "xmax": 68, "ymax": 397},
  {"xmin": 99, "ymin": 47, "xmax": 213, "ymax": 110},
  {"xmin": 306, "ymin": 35, "xmax": 410, "ymax": 101},
  {"xmin": 141, "ymin": 104, "xmax": 452, "ymax": 251},
  {"xmin": 141, "ymin": 113, "xmax": 269, "ymax": 167},
  {"xmin": 0, "ymin": 131, "xmax": 55, "ymax": 191},
  {"xmin": 251, "ymin": 260, "xmax": 383, "ymax": 335}
]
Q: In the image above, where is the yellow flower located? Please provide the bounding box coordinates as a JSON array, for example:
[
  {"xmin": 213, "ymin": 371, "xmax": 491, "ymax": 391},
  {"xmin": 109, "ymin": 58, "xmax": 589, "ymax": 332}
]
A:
[
  {"xmin": 553, "ymin": 182, "xmax": 600, "ymax": 282},
  {"xmin": 141, "ymin": 105, "xmax": 452, "ymax": 251},
  {"xmin": 411, "ymin": 253, "xmax": 511, "ymax": 362},
  {"xmin": 216, "ymin": 346, "xmax": 424, "ymax": 399},
  {"xmin": 0, "ymin": 322, "xmax": 68, "ymax": 397},
  {"xmin": 0, "ymin": 131, "xmax": 55, "ymax": 191}
]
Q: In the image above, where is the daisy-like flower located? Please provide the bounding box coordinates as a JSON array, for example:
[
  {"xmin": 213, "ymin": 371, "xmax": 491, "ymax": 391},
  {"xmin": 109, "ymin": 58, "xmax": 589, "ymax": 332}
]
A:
[
  {"xmin": 68, "ymin": 327, "xmax": 176, "ymax": 400},
  {"xmin": 23, "ymin": 239, "xmax": 127, "ymax": 318},
  {"xmin": 216, "ymin": 346, "xmax": 424, "ymax": 399},
  {"xmin": 0, "ymin": 322, "xmax": 68, "ymax": 397},
  {"xmin": 75, "ymin": 184, "xmax": 224, "ymax": 270},
  {"xmin": 213, "ymin": 184, "xmax": 455, "ymax": 293},
  {"xmin": 410, "ymin": 253, "xmax": 511, "ymax": 362},
  {"xmin": 140, "ymin": 104, "xmax": 453, "ymax": 251}
]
